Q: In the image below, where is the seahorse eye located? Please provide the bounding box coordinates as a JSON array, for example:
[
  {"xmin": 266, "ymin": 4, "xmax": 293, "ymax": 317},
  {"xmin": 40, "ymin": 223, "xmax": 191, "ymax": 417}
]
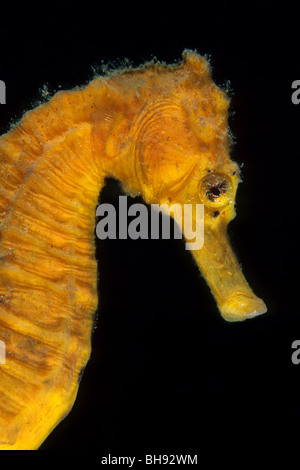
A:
[
  {"xmin": 199, "ymin": 173, "xmax": 233, "ymax": 207},
  {"xmin": 206, "ymin": 181, "xmax": 226, "ymax": 200}
]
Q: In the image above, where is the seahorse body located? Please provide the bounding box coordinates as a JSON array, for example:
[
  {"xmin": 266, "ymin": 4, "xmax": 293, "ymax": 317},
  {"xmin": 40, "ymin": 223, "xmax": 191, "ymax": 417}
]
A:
[{"xmin": 0, "ymin": 50, "xmax": 267, "ymax": 449}]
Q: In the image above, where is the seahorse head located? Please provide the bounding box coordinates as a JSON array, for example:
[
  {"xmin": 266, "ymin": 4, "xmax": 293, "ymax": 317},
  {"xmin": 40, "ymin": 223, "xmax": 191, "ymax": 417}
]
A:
[
  {"xmin": 92, "ymin": 50, "xmax": 267, "ymax": 321},
  {"xmin": 131, "ymin": 51, "xmax": 239, "ymax": 226}
]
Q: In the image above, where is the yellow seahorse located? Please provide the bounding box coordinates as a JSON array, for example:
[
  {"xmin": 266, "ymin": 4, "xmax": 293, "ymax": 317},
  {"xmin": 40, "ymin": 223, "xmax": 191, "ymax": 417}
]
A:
[{"xmin": 0, "ymin": 50, "xmax": 267, "ymax": 449}]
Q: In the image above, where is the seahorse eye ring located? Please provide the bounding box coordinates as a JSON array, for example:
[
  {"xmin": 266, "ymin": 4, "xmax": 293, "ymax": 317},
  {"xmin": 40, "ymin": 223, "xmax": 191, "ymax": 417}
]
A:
[{"xmin": 199, "ymin": 172, "xmax": 233, "ymax": 207}]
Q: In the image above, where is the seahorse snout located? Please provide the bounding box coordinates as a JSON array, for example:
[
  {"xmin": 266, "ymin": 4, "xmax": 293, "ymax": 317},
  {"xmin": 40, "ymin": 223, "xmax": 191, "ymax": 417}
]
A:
[
  {"xmin": 219, "ymin": 292, "xmax": 267, "ymax": 322},
  {"xmin": 184, "ymin": 218, "xmax": 267, "ymax": 322}
]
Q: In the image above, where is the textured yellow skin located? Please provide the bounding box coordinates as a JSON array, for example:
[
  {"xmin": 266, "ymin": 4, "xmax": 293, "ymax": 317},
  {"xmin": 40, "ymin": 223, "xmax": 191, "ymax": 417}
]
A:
[{"xmin": 0, "ymin": 50, "xmax": 267, "ymax": 449}]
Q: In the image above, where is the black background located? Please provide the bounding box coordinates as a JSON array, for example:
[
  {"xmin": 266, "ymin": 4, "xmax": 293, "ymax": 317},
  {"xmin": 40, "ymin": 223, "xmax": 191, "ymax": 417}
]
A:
[{"xmin": 0, "ymin": 0, "xmax": 299, "ymax": 457}]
